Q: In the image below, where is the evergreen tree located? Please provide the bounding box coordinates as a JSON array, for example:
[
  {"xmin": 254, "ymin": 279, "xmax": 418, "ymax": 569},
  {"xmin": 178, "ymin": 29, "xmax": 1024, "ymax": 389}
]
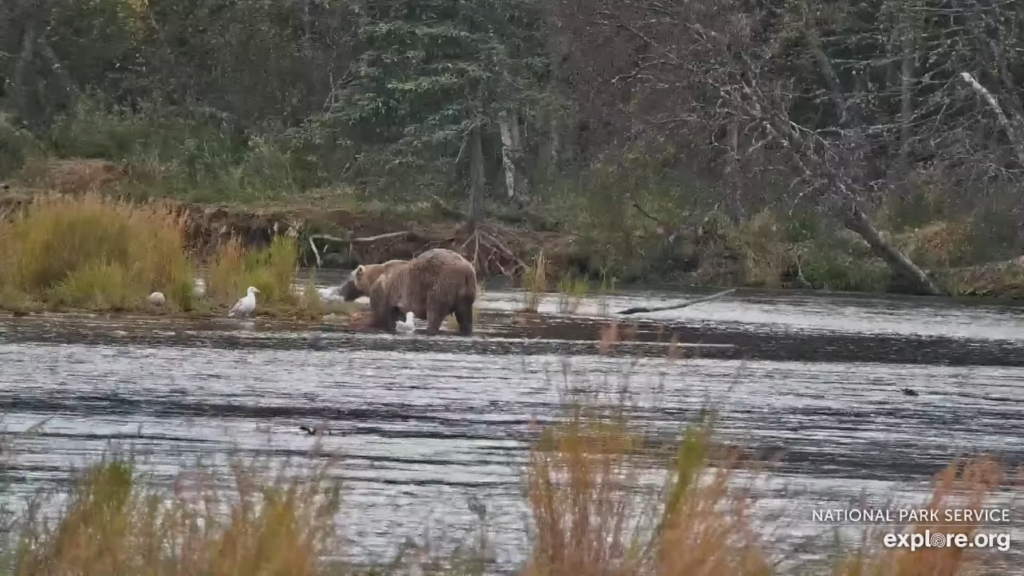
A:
[{"xmin": 324, "ymin": 0, "xmax": 548, "ymax": 217}]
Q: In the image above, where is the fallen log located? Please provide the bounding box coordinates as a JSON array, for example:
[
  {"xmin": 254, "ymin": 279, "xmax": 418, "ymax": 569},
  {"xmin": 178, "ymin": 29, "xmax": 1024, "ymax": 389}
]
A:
[
  {"xmin": 616, "ymin": 288, "xmax": 736, "ymax": 316},
  {"xmin": 308, "ymin": 230, "xmax": 415, "ymax": 245}
]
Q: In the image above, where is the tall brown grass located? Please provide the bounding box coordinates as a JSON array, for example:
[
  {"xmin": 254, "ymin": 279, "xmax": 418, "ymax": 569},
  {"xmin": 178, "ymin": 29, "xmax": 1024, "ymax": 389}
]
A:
[
  {"xmin": 596, "ymin": 270, "xmax": 618, "ymax": 317},
  {"xmin": 555, "ymin": 273, "xmax": 588, "ymax": 315},
  {"xmin": 521, "ymin": 250, "xmax": 550, "ymax": 313},
  {"xmin": 523, "ymin": 394, "xmax": 772, "ymax": 576},
  {"xmin": 521, "ymin": 325, "xmax": 1016, "ymax": 576},
  {"xmin": 14, "ymin": 457, "xmax": 342, "ymax": 576},
  {"xmin": 0, "ymin": 192, "xmax": 196, "ymax": 310},
  {"xmin": 206, "ymin": 235, "xmax": 299, "ymax": 308},
  {"xmin": 301, "ymin": 274, "xmax": 326, "ymax": 318},
  {"xmin": 0, "ymin": 193, "xmax": 310, "ymax": 315}
]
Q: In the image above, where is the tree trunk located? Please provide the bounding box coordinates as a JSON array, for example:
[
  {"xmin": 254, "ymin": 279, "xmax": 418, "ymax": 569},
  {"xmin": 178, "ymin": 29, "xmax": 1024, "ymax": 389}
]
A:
[
  {"xmin": 843, "ymin": 203, "xmax": 941, "ymax": 295},
  {"xmin": 511, "ymin": 113, "xmax": 529, "ymax": 199},
  {"xmin": 499, "ymin": 112, "xmax": 517, "ymax": 199},
  {"xmin": 725, "ymin": 120, "xmax": 743, "ymax": 222},
  {"xmin": 300, "ymin": 0, "xmax": 313, "ymax": 58},
  {"xmin": 548, "ymin": 113, "xmax": 560, "ymax": 173},
  {"xmin": 755, "ymin": 99, "xmax": 940, "ymax": 296},
  {"xmin": 499, "ymin": 110, "xmax": 529, "ymax": 204},
  {"xmin": 13, "ymin": 26, "xmax": 36, "ymax": 124},
  {"xmin": 464, "ymin": 123, "xmax": 485, "ymax": 232},
  {"xmin": 544, "ymin": 44, "xmax": 565, "ymax": 175},
  {"xmin": 38, "ymin": 37, "xmax": 76, "ymax": 102},
  {"xmin": 898, "ymin": 33, "xmax": 914, "ymax": 178}
]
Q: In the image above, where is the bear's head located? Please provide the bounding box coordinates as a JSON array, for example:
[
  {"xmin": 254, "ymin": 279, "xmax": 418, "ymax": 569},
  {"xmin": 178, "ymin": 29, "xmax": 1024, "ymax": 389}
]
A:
[
  {"xmin": 339, "ymin": 278, "xmax": 363, "ymax": 301},
  {"xmin": 340, "ymin": 260, "xmax": 406, "ymax": 301}
]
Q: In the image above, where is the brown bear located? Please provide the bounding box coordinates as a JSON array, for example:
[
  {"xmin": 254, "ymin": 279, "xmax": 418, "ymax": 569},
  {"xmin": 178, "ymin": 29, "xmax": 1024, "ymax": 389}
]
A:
[
  {"xmin": 346, "ymin": 249, "xmax": 478, "ymax": 336},
  {"xmin": 339, "ymin": 259, "xmax": 407, "ymax": 302}
]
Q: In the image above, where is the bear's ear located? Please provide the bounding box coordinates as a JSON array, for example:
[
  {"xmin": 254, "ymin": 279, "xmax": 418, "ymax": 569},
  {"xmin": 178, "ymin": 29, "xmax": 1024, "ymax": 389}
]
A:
[{"xmin": 354, "ymin": 265, "xmax": 365, "ymax": 279}]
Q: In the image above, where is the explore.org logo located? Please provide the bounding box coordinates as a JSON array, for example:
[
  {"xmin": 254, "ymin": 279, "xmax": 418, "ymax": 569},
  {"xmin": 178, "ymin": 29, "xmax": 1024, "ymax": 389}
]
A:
[{"xmin": 883, "ymin": 530, "xmax": 1011, "ymax": 552}]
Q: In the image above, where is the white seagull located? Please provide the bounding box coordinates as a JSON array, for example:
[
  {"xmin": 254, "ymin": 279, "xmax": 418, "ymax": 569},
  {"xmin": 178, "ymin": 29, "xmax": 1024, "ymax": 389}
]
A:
[
  {"xmin": 229, "ymin": 286, "xmax": 260, "ymax": 318},
  {"xmin": 396, "ymin": 311, "xmax": 416, "ymax": 334},
  {"xmin": 148, "ymin": 291, "xmax": 166, "ymax": 306}
]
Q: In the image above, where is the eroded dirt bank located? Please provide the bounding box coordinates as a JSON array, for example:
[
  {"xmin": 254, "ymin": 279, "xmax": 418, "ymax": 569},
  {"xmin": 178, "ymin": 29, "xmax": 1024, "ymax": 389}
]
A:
[{"xmin": 0, "ymin": 172, "xmax": 567, "ymax": 278}]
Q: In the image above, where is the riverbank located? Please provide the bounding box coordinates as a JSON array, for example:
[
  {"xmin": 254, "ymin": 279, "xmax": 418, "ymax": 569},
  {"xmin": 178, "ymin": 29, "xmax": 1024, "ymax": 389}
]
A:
[{"xmin": 2, "ymin": 158, "xmax": 1024, "ymax": 302}]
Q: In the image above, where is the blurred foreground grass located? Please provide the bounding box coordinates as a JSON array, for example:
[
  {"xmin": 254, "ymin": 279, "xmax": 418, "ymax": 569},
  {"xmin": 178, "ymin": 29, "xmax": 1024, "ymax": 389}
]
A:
[{"xmin": 2, "ymin": 410, "xmax": 1013, "ymax": 575}]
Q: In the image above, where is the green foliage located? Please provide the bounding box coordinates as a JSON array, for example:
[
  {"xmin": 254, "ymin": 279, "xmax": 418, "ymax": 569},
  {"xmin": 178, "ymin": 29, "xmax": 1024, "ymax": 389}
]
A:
[
  {"xmin": 308, "ymin": 0, "xmax": 548, "ymax": 198},
  {"xmin": 0, "ymin": 120, "xmax": 38, "ymax": 179},
  {"xmin": 2, "ymin": 0, "xmax": 1024, "ymax": 299},
  {"xmin": 799, "ymin": 235, "xmax": 892, "ymax": 293},
  {"xmin": 44, "ymin": 94, "xmax": 311, "ymax": 202},
  {"xmin": 541, "ymin": 149, "xmax": 724, "ymax": 284}
]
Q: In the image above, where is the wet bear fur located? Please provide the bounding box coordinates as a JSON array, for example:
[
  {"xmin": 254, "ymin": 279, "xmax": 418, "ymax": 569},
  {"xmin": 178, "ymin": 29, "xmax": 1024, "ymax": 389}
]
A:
[
  {"xmin": 359, "ymin": 249, "xmax": 478, "ymax": 336},
  {"xmin": 339, "ymin": 259, "xmax": 407, "ymax": 302}
]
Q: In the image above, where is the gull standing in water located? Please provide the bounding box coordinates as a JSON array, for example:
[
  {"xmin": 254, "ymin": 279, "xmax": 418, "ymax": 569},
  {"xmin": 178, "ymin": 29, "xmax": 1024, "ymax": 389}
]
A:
[
  {"xmin": 229, "ymin": 286, "xmax": 260, "ymax": 318},
  {"xmin": 396, "ymin": 311, "xmax": 416, "ymax": 334}
]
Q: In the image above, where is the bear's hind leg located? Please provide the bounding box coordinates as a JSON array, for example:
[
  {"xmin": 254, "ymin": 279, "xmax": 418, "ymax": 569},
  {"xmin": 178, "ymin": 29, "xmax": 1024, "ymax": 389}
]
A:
[
  {"xmin": 453, "ymin": 300, "xmax": 474, "ymax": 336},
  {"xmin": 425, "ymin": 309, "xmax": 444, "ymax": 335}
]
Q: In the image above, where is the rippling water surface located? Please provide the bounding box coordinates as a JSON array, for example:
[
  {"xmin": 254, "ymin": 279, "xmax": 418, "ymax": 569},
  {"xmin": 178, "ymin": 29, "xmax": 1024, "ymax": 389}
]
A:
[{"xmin": 1, "ymin": 280, "xmax": 1023, "ymax": 572}]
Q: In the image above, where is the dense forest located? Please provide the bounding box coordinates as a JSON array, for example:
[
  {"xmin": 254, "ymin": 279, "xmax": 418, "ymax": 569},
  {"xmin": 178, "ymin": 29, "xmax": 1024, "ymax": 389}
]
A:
[{"xmin": 1, "ymin": 0, "xmax": 1023, "ymax": 293}]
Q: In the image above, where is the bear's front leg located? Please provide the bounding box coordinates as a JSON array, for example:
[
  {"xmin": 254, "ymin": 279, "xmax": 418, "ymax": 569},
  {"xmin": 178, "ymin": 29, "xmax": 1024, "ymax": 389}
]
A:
[
  {"xmin": 370, "ymin": 297, "xmax": 397, "ymax": 332},
  {"xmin": 383, "ymin": 307, "xmax": 402, "ymax": 333}
]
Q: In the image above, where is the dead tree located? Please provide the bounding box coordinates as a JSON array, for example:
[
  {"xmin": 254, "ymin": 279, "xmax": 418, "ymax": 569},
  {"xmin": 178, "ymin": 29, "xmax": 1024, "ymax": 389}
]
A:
[{"xmin": 548, "ymin": 0, "xmax": 1024, "ymax": 294}]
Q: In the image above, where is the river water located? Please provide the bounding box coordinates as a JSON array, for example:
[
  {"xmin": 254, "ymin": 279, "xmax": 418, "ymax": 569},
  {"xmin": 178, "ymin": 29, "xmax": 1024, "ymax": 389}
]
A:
[{"xmin": 1, "ymin": 276, "xmax": 1023, "ymax": 572}]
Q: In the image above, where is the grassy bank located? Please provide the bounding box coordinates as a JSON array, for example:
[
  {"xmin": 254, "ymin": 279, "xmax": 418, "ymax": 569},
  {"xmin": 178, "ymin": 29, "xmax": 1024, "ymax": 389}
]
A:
[
  {"xmin": 2, "ymin": 388, "xmax": 1015, "ymax": 575},
  {"xmin": 0, "ymin": 192, "xmax": 359, "ymax": 319},
  {"xmin": 2, "ymin": 103, "xmax": 1024, "ymax": 299}
]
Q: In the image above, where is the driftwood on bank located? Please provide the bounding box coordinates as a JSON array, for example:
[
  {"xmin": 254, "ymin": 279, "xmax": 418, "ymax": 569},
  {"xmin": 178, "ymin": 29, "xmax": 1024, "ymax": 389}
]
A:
[
  {"xmin": 307, "ymin": 236, "xmax": 322, "ymax": 267},
  {"xmin": 308, "ymin": 230, "xmax": 414, "ymax": 246},
  {"xmin": 306, "ymin": 231, "xmax": 416, "ymax": 266},
  {"xmin": 616, "ymin": 288, "xmax": 736, "ymax": 315},
  {"xmin": 307, "ymin": 226, "xmax": 525, "ymax": 277}
]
